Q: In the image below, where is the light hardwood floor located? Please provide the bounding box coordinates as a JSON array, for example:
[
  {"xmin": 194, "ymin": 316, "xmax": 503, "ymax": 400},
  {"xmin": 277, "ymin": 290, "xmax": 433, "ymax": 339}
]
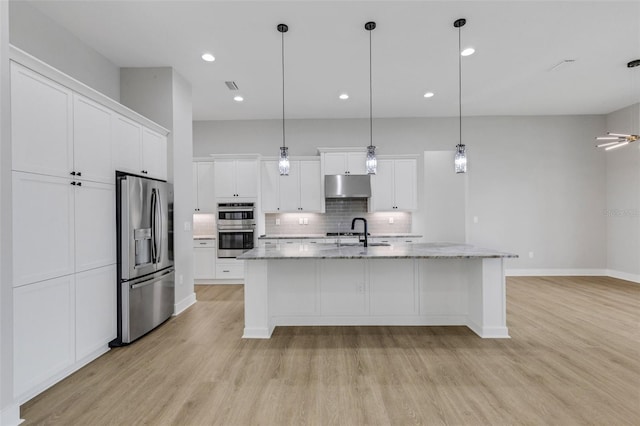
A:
[{"xmin": 21, "ymin": 276, "xmax": 640, "ymax": 425}]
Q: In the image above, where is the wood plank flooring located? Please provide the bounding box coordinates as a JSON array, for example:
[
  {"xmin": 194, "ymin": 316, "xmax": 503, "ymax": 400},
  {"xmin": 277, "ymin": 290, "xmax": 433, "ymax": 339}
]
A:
[{"xmin": 21, "ymin": 276, "xmax": 640, "ymax": 425}]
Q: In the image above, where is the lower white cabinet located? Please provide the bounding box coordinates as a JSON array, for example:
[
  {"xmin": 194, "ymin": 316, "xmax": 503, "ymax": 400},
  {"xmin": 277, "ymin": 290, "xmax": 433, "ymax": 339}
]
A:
[
  {"xmin": 14, "ymin": 275, "xmax": 75, "ymax": 398},
  {"xmin": 194, "ymin": 239, "xmax": 216, "ymax": 280},
  {"xmin": 216, "ymin": 259, "xmax": 245, "ymax": 280},
  {"xmin": 320, "ymin": 260, "xmax": 367, "ymax": 315},
  {"xmin": 75, "ymin": 265, "xmax": 116, "ymax": 360}
]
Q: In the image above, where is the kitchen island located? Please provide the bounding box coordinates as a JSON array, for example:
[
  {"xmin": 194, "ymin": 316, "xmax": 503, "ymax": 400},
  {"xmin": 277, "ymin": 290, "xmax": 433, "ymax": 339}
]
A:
[{"xmin": 238, "ymin": 242, "xmax": 517, "ymax": 339}]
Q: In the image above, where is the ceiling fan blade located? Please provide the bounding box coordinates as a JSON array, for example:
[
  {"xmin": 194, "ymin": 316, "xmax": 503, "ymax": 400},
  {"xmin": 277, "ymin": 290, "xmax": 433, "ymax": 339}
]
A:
[
  {"xmin": 604, "ymin": 141, "xmax": 629, "ymax": 151},
  {"xmin": 596, "ymin": 141, "xmax": 621, "ymax": 148},
  {"xmin": 596, "ymin": 136, "xmax": 620, "ymax": 140},
  {"xmin": 607, "ymin": 132, "xmax": 632, "ymax": 137}
]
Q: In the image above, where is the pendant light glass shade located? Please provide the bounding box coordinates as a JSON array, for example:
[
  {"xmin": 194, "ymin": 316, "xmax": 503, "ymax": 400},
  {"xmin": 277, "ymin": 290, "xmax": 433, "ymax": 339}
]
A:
[
  {"xmin": 365, "ymin": 21, "xmax": 377, "ymax": 175},
  {"xmin": 366, "ymin": 145, "xmax": 377, "ymax": 174},
  {"xmin": 279, "ymin": 146, "xmax": 290, "ymax": 175},
  {"xmin": 454, "ymin": 143, "xmax": 467, "ymax": 174}
]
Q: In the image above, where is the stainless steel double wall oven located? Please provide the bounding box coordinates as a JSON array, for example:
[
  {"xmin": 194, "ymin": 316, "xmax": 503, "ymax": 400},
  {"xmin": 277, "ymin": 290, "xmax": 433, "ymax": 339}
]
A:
[{"xmin": 217, "ymin": 202, "xmax": 255, "ymax": 258}]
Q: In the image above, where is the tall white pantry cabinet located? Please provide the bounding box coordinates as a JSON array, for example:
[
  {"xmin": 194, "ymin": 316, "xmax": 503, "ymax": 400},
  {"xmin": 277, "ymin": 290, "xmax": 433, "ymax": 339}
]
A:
[{"xmin": 10, "ymin": 59, "xmax": 168, "ymax": 403}]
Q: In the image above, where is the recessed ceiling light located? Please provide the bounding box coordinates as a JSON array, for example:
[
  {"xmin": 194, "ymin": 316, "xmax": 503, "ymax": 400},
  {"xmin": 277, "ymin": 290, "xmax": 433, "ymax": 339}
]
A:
[
  {"xmin": 233, "ymin": 95, "xmax": 243, "ymax": 102},
  {"xmin": 423, "ymin": 92, "xmax": 434, "ymax": 98},
  {"xmin": 461, "ymin": 47, "xmax": 475, "ymax": 57},
  {"xmin": 201, "ymin": 53, "xmax": 215, "ymax": 62},
  {"xmin": 339, "ymin": 93, "xmax": 349, "ymax": 100}
]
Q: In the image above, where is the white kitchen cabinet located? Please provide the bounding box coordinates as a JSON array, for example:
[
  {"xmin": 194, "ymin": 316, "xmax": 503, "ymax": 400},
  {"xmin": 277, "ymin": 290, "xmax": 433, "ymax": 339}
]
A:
[
  {"xmin": 11, "ymin": 62, "xmax": 73, "ymax": 178},
  {"xmin": 142, "ymin": 128, "xmax": 167, "ymax": 180},
  {"xmin": 12, "ymin": 172, "xmax": 75, "ymax": 287},
  {"xmin": 75, "ymin": 265, "xmax": 116, "ymax": 360},
  {"xmin": 370, "ymin": 260, "xmax": 416, "ymax": 315},
  {"xmin": 323, "ymin": 151, "xmax": 367, "ymax": 175},
  {"xmin": 194, "ymin": 239, "xmax": 216, "ymax": 280},
  {"xmin": 216, "ymin": 259, "xmax": 245, "ymax": 280},
  {"xmin": 193, "ymin": 162, "xmax": 216, "ymax": 213},
  {"xmin": 75, "ymin": 181, "xmax": 116, "ymax": 273},
  {"xmin": 112, "ymin": 114, "xmax": 143, "ymax": 174},
  {"xmin": 371, "ymin": 158, "xmax": 417, "ymax": 211},
  {"xmin": 320, "ymin": 260, "xmax": 367, "ymax": 315},
  {"xmin": 73, "ymin": 95, "xmax": 113, "ymax": 184},
  {"xmin": 214, "ymin": 159, "xmax": 258, "ymax": 200},
  {"xmin": 13, "ymin": 274, "xmax": 75, "ymax": 399},
  {"xmin": 260, "ymin": 159, "xmax": 322, "ymax": 212},
  {"xmin": 112, "ymin": 114, "xmax": 167, "ymax": 180}
]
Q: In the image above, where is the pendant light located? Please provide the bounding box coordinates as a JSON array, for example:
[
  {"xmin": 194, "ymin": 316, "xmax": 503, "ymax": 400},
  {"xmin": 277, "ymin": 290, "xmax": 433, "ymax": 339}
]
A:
[
  {"xmin": 365, "ymin": 21, "xmax": 377, "ymax": 175},
  {"xmin": 595, "ymin": 59, "xmax": 640, "ymax": 150},
  {"xmin": 277, "ymin": 23, "xmax": 290, "ymax": 175},
  {"xmin": 454, "ymin": 18, "xmax": 468, "ymax": 174}
]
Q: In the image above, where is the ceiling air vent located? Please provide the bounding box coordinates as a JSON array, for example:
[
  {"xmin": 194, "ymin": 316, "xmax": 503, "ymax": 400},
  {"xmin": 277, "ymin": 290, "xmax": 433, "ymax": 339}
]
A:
[{"xmin": 225, "ymin": 81, "xmax": 239, "ymax": 90}]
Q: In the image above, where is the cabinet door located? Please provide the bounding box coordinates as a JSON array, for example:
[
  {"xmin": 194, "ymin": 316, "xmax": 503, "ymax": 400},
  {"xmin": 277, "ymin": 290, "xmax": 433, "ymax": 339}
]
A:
[
  {"xmin": 196, "ymin": 162, "xmax": 216, "ymax": 213},
  {"xmin": 11, "ymin": 62, "xmax": 73, "ymax": 178},
  {"xmin": 370, "ymin": 260, "xmax": 416, "ymax": 315},
  {"xmin": 194, "ymin": 247, "xmax": 216, "ymax": 279},
  {"xmin": 75, "ymin": 181, "xmax": 116, "ymax": 272},
  {"xmin": 371, "ymin": 159, "xmax": 395, "ymax": 211},
  {"xmin": 235, "ymin": 160, "xmax": 258, "ymax": 198},
  {"xmin": 73, "ymin": 95, "xmax": 113, "ymax": 184},
  {"xmin": 279, "ymin": 161, "xmax": 301, "ymax": 212},
  {"xmin": 299, "ymin": 160, "xmax": 322, "ymax": 211},
  {"xmin": 142, "ymin": 128, "xmax": 167, "ymax": 180},
  {"xmin": 213, "ymin": 159, "xmax": 236, "ymax": 198},
  {"xmin": 12, "ymin": 172, "xmax": 75, "ymax": 287},
  {"xmin": 76, "ymin": 265, "xmax": 116, "ymax": 360},
  {"xmin": 346, "ymin": 152, "xmax": 367, "ymax": 174},
  {"xmin": 320, "ymin": 260, "xmax": 367, "ymax": 315},
  {"xmin": 394, "ymin": 159, "xmax": 417, "ymax": 210},
  {"xmin": 112, "ymin": 114, "xmax": 142, "ymax": 175},
  {"xmin": 192, "ymin": 163, "xmax": 199, "ymax": 212},
  {"xmin": 323, "ymin": 153, "xmax": 347, "ymax": 175},
  {"xmin": 14, "ymin": 275, "xmax": 75, "ymax": 398},
  {"xmin": 260, "ymin": 160, "xmax": 280, "ymax": 212}
]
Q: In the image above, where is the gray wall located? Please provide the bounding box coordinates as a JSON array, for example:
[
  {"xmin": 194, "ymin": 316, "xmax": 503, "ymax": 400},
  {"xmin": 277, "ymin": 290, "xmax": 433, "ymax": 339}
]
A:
[
  {"xmin": 120, "ymin": 68, "xmax": 195, "ymax": 312},
  {"xmin": 1, "ymin": 0, "xmax": 17, "ymax": 423},
  {"xmin": 194, "ymin": 115, "xmax": 608, "ymax": 271},
  {"xmin": 605, "ymin": 104, "xmax": 640, "ymax": 280},
  {"xmin": 9, "ymin": 1, "xmax": 120, "ymax": 101}
]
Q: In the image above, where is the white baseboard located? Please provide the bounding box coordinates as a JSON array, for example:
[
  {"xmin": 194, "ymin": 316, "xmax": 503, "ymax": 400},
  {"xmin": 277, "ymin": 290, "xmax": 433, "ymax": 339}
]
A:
[
  {"xmin": 173, "ymin": 292, "xmax": 197, "ymax": 316},
  {"xmin": 506, "ymin": 268, "xmax": 608, "ymax": 277},
  {"xmin": 0, "ymin": 403, "xmax": 22, "ymax": 426},
  {"xmin": 606, "ymin": 269, "xmax": 640, "ymax": 284}
]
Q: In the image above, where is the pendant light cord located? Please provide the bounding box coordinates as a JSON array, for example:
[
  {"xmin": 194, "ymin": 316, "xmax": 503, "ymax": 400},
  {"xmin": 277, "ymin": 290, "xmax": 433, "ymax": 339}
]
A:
[
  {"xmin": 369, "ymin": 28, "xmax": 373, "ymax": 149},
  {"xmin": 281, "ymin": 29, "xmax": 286, "ymax": 149},
  {"xmin": 458, "ymin": 25, "xmax": 462, "ymax": 146}
]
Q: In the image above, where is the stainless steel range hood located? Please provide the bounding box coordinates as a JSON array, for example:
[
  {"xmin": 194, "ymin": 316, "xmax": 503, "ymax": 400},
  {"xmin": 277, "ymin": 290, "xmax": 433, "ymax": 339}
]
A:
[{"xmin": 324, "ymin": 175, "xmax": 371, "ymax": 198}]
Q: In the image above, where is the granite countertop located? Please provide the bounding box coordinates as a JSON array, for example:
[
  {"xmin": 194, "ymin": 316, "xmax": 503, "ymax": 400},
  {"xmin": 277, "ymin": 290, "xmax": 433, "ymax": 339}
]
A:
[
  {"xmin": 258, "ymin": 234, "xmax": 423, "ymax": 239},
  {"xmin": 238, "ymin": 242, "xmax": 518, "ymax": 260}
]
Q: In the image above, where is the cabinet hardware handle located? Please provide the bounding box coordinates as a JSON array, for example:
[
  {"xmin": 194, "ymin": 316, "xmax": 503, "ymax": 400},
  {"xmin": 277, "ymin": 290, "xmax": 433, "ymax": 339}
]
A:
[
  {"xmin": 70, "ymin": 181, "xmax": 76, "ymax": 185},
  {"xmin": 70, "ymin": 171, "xmax": 76, "ymax": 176},
  {"xmin": 77, "ymin": 182, "xmax": 82, "ymax": 187},
  {"xmin": 76, "ymin": 172, "xmax": 82, "ymax": 176},
  {"xmin": 223, "ymin": 270, "xmax": 230, "ymax": 273}
]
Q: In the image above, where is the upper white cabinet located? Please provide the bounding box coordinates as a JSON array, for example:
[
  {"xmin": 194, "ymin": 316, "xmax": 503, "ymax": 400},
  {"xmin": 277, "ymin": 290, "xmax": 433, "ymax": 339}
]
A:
[
  {"xmin": 112, "ymin": 115, "xmax": 167, "ymax": 180},
  {"xmin": 214, "ymin": 158, "xmax": 258, "ymax": 200},
  {"xmin": 11, "ymin": 62, "xmax": 73, "ymax": 178},
  {"xmin": 142, "ymin": 128, "xmax": 167, "ymax": 180},
  {"xmin": 371, "ymin": 158, "xmax": 417, "ymax": 211},
  {"xmin": 193, "ymin": 162, "xmax": 216, "ymax": 213},
  {"xmin": 260, "ymin": 159, "xmax": 322, "ymax": 212},
  {"xmin": 72, "ymin": 95, "xmax": 113, "ymax": 184},
  {"xmin": 323, "ymin": 151, "xmax": 367, "ymax": 175}
]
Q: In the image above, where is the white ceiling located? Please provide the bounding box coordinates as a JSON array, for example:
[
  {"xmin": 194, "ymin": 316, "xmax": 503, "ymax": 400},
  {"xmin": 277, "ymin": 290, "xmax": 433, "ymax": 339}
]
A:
[{"xmin": 26, "ymin": 0, "xmax": 640, "ymax": 121}]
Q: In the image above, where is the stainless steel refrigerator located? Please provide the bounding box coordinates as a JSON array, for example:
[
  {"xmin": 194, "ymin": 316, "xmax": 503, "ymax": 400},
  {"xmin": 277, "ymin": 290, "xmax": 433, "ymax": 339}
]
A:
[{"xmin": 112, "ymin": 171, "xmax": 174, "ymax": 346}]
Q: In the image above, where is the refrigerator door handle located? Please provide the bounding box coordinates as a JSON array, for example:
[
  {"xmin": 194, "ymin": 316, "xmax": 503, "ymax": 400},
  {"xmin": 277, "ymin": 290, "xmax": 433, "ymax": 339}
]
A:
[
  {"xmin": 150, "ymin": 188, "xmax": 158, "ymax": 263},
  {"xmin": 129, "ymin": 268, "xmax": 173, "ymax": 290},
  {"xmin": 156, "ymin": 190, "xmax": 163, "ymax": 263}
]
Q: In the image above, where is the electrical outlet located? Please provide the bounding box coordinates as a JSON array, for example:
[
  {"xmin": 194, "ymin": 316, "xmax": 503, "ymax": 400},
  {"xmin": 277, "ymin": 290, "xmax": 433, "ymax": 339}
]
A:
[
  {"xmin": 529, "ymin": 251, "xmax": 534, "ymax": 259},
  {"xmin": 179, "ymin": 275, "xmax": 184, "ymax": 285},
  {"xmin": 184, "ymin": 221, "xmax": 191, "ymax": 231},
  {"xmin": 388, "ymin": 217, "xmax": 394, "ymax": 224},
  {"xmin": 303, "ymin": 218, "xmax": 308, "ymax": 225},
  {"xmin": 298, "ymin": 218, "xmax": 304, "ymax": 225},
  {"xmin": 473, "ymin": 216, "xmax": 479, "ymax": 224},
  {"xmin": 275, "ymin": 218, "xmax": 280, "ymax": 226}
]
